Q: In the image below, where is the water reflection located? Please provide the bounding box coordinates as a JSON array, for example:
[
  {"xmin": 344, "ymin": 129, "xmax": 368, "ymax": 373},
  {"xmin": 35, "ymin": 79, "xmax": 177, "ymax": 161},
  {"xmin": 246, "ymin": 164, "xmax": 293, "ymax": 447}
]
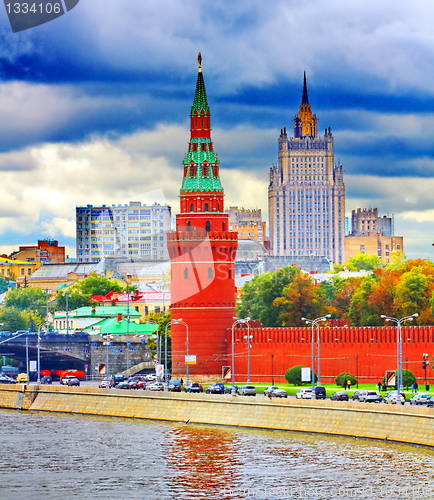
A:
[
  {"xmin": 0, "ymin": 410, "xmax": 433, "ymax": 500},
  {"xmin": 164, "ymin": 425, "xmax": 241, "ymax": 499}
]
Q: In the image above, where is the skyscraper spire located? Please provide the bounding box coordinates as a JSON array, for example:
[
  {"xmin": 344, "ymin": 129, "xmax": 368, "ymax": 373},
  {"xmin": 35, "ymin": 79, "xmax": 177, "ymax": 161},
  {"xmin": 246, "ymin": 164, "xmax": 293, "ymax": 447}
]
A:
[{"xmin": 301, "ymin": 71, "xmax": 309, "ymax": 105}]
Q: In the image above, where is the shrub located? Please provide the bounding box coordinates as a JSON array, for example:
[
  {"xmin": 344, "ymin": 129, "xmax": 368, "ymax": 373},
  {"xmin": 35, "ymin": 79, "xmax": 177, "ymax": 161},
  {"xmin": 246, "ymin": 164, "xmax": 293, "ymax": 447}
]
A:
[
  {"xmin": 335, "ymin": 372, "xmax": 357, "ymax": 388},
  {"xmin": 381, "ymin": 369, "xmax": 415, "ymax": 389},
  {"xmin": 285, "ymin": 365, "xmax": 316, "ymax": 386}
]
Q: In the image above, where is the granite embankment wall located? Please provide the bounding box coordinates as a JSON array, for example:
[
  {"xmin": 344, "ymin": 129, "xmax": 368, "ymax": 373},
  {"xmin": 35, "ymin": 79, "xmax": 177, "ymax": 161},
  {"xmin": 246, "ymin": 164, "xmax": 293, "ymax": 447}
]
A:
[{"xmin": 1, "ymin": 385, "xmax": 433, "ymax": 448}]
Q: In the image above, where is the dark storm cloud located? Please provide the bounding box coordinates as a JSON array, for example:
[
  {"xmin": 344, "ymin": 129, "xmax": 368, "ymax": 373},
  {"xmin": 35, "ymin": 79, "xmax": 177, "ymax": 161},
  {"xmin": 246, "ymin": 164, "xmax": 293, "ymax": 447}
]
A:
[{"xmin": 1, "ymin": 0, "xmax": 434, "ymax": 258}]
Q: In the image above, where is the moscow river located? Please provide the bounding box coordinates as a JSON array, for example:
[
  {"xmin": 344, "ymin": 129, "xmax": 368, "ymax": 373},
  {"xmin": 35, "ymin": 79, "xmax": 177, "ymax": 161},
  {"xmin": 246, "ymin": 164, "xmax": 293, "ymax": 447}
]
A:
[{"xmin": 0, "ymin": 409, "xmax": 433, "ymax": 500}]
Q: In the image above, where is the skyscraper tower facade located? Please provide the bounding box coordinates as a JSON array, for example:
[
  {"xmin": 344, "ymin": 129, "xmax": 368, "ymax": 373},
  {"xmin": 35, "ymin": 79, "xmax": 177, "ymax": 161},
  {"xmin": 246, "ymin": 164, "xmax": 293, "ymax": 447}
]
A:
[
  {"xmin": 268, "ymin": 74, "xmax": 345, "ymax": 264},
  {"xmin": 167, "ymin": 54, "xmax": 238, "ymax": 381}
]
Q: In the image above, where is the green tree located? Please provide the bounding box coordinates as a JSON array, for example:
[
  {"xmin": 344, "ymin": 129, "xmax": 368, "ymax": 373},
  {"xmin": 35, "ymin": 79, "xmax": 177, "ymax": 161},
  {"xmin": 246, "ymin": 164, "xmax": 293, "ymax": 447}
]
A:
[
  {"xmin": 4, "ymin": 287, "xmax": 47, "ymax": 316},
  {"xmin": 335, "ymin": 372, "xmax": 357, "ymax": 388},
  {"xmin": 333, "ymin": 253, "xmax": 381, "ymax": 272},
  {"xmin": 394, "ymin": 266, "xmax": 428, "ymax": 319},
  {"xmin": 284, "ymin": 365, "xmax": 316, "ymax": 386},
  {"xmin": 348, "ymin": 274, "xmax": 381, "ymax": 326},
  {"xmin": 144, "ymin": 311, "xmax": 171, "ymax": 367},
  {"xmin": 57, "ymin": 272, "xmax": 124, "ymax": 309},
  {"xmin": 0, "ymin": 307, "xmax": 27, "ymax": 331},
  {"xmin": 0, "ymin": 277, "xmax": 9, "ymax": 294},
  {"xmin": 273, "ymin": 271, "xmax": 324, "ymax": 326},
  {"xmin": 237, "ymin": 266, "xmax": 318, "ymax": 327}
]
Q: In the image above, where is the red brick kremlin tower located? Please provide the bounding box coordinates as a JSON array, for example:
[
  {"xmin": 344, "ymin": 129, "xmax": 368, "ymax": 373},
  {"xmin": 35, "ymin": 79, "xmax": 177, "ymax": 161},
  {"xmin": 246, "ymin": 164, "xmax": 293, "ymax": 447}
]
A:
[{"xmin": 167, "ymin": 53, "xmax": 238, "ymax": 381}]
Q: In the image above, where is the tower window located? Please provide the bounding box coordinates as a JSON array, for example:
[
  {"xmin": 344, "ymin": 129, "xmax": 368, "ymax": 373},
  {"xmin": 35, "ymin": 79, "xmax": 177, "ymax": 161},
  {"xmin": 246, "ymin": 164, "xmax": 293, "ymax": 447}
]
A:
[
  {"xmin": 201, "ymin": 143, "xmax": 206, "ymax": 152},
  {"xmin": 206, "ymin": 221, "xmax": 211, "ymax": 232},
  {"xmin": 190, "ymin": 204, "xmax": 194, "ymax": 212},
  {"xmin": 187, "ymin": 221, "xmax": 191, "ymax": 231},
  {"xmin": 204, "ymin": 203, "xmax": 209, "ymax": 212},
  {"xmin": 183, "ymin": 268, "xmax": 188, "ymax": 279},
  {"xmin": 208, "ymin": 267, "xmax": 213, "ymax": 279}
]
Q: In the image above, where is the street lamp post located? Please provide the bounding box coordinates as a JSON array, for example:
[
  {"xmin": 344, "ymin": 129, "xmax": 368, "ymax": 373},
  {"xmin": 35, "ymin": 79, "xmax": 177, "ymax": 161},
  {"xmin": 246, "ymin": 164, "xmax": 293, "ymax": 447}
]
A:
[
  {"xmin": 103, "ymin": 334, "xmax": 112, "ymax": 383},
  {"xmin": 243, "ymin": 319, "xmax": 253, "ymax": 385},
  {"xmin": 302, "ymin": 314, "xmax": 331, "ymax": 389},
  {"xmin": 36, "ymin": 323, "xmax": 46, "ymax": 384},
  {"xmin": 231, "ymin": 317, "xmax": 250, "ymax": 388},
  {"xmin": 422, "ymin": 353, "xmax": 429, "ymax": 390},
  {"xmin": 65, "ymin": 292, "xmax": 69, "ymax": 335},
  {"xmin": 356, "ymin": 356, "xmax": 359, "ymax": 388},
  {"xmin": 381, "ymin": 313, "xmax": 418, "ymax": 393},
  {"xmin": 172, "ymin": 319, "xmax": 189, "ymax": 386},
  {"xmin": 164, "ymin": 321, "xmax": 172, "ymax": 384}
]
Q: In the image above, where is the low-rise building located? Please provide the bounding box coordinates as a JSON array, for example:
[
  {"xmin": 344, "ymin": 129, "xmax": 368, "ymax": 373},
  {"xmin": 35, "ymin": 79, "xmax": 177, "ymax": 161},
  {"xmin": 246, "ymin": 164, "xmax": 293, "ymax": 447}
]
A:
[
  {"xmin": 53, "ymin": 306, "xmax": 141, "ymax": 333},
  {"xmin": 0, "ymin": 256, "xmax": 40, "ymax": 285}
]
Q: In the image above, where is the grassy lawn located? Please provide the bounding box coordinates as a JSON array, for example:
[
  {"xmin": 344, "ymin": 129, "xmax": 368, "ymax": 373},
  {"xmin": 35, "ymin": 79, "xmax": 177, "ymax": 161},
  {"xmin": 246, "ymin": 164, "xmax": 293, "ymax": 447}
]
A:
[{"xmin": 234, "ymin": 382, "xmax": 421, "ymax": 397}]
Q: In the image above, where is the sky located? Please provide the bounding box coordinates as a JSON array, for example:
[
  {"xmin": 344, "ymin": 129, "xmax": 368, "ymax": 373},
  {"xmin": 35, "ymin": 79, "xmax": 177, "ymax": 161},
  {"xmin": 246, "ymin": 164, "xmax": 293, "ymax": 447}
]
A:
[{"xmin": 0, "ymin": 0, "xmax": 433, "ymax": 260}]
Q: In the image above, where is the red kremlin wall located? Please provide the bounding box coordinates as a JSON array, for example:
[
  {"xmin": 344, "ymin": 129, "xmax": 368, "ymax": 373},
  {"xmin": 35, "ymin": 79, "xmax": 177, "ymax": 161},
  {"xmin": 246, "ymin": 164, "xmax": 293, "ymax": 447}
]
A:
[{"xmin": 228, "ymin": 325, "xmax": 434, "ymax": 385}]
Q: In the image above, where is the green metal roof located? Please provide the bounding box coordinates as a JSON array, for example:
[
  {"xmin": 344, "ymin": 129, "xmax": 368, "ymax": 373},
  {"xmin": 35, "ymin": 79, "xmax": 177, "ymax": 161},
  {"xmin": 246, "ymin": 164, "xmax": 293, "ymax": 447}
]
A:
[
  {"xmin": 84, "ymin": 318, "xmax": 158, "ymax": 335},
  {"xmin": 191, "ymin": 70, "xmax": 209, "ymax": 115},
  {"xmin": 181, "ymin": 139, "xmax": 223, "ymax": 193},
  {"xmin": 54, "ymin": 306, "xmax": 141, "ymax": 319}
]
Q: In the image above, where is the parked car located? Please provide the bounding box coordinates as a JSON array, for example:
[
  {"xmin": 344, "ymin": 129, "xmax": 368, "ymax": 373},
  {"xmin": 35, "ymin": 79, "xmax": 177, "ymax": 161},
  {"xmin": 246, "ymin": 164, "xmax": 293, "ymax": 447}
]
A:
[
  {"xmin": 61, "ymin": 375, "xmax": 81, "ymax": 386},
  {"xmin": 330, "ymin": 391, "xmax": 349, "ymax": 401},
  {"xmin": 116, "ymin": 381, "xmax": 131, "ymax": 389},
  {"xmin": 41, "ymin": 376, "xmax": 52, "ymax": 384},
  {"xmin": 168, "ymin": 380, "xmax": 182, "ymax": 392},
  {"xmin": 383, "ymin": 391, "xmax": 405, "ymax": 405},
  {"xmin": 295, "ymin": 388, "xmax": 313, "ymax": 399},
  {"xmin": 409, "ymin": 393, "xmax": 430, "ymax": 405},
  {"xmin": 354, "ymin": 390, "xmax": 370, "ymax": 402},
  {"xmin": 64, "ymin": 377, "xmax": 80, "ymax": 387},
  {"xmin": 110, "ymin": 374, "xmax": 125, "ymax": 386},
  {"xmin": 0, "ymin": 375, "xmax": 16, "ymax": 384},
  {"xmin": 268, "ymin": 388, "xmax": 288, "ymax": 398},
  {"xmin": 205, "ymin": 384, "xmax": 224, "ymax": 394},
  {"xmin": 427, "ymin": 397, "xmax": 434, "ymax": 408},
  {"xmin": 16, "ymin": 373, "xmax": 28, "ymax": 383},
  {"xmin": 184, "ymin": 383, "xmax": 203, "ymax": 393},
  {"xmin": 264, "ymin": 386, "xmax": 280, "ymax": 396},
  {"xmin": 148, "ymin": 382, "xmax": 164, "ymax": 391},
  {"xmin": 238, "ymin": 385, "xmax": 256, "ymax": 396},
  {"xmin": 127, "ymin": 379, "xmax": 141, "ymax": 390},
  {"xmin": 224, "ymin": 385, "xmax": 239, "ymax": 394},
  {"xmin": 361, "ymin": 391, "xmax": 382, "ymax": 403},
  {"xmin": 99, "ymin": 380, "xmax": 113, "ymax": 388},
  {"xmin": 351, "ymin": 390, "xmax": 362, "ymax": 401},
  {"xmin": 313, "ymin": 386, "xmax": 327, "ymax": 399}
]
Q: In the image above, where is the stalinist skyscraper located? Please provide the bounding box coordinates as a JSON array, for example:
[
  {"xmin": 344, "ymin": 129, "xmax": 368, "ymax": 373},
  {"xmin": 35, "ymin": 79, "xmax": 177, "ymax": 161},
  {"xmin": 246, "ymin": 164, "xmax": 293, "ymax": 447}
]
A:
[{"xmin": 268, "ymin": 73, "xmax": 345, "ymax": 264}]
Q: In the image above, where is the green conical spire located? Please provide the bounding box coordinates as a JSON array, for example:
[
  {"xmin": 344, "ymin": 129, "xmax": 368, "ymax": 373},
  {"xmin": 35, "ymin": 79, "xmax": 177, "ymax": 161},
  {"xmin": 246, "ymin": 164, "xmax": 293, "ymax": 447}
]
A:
[{"xmin": 191, "ymin": 51, "xmax": 210, "ymax": 114}]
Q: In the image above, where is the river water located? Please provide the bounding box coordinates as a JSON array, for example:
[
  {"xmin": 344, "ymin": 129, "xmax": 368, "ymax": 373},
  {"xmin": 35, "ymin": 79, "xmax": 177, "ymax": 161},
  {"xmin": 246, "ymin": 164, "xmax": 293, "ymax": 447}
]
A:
[{"xmin": 0, "ymin": 409, "xmax": 433, "ymax": 500}]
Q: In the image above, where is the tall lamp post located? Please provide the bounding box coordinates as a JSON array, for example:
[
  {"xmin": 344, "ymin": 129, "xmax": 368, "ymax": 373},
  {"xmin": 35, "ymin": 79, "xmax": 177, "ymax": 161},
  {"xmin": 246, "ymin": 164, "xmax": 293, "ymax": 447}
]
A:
[
  {"xmin": 381, "ymin": 313, "xmax": 418, "ymax": 393},
  {"xmin": 243, "ymin": 319, "xmax": 253, "ymax": 385},
  {"xmin": 356, "ymin": 356, "xmax": 359, "ymax": 389},
  {"xmin": 422, "ymin": 353, "xmax": 429, "ymax": 391},
  {"xmin": 65, "ymin": 292, "xmax": 69, "ymax": 335},
  {"xmin": 102, "ymin": 334, "xmax": 113, "ymax": 383},
  {"xmin": 231, "ymin": 317, "xmax": 250, "ymax": 388},
  {"xmin": 164, "ymin": 320, "xmax": 173, "ymax": 384},
  {"xmin": 36, "ymin": 323, "xmax": 47, "ymax": 384},
  {"xmin": 172, "ymin": 319, "xmax": 189, "ymax": 386},
  {"xmin": 302, "ymin": 314, "xmax": 331, "ymax": 389}
]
